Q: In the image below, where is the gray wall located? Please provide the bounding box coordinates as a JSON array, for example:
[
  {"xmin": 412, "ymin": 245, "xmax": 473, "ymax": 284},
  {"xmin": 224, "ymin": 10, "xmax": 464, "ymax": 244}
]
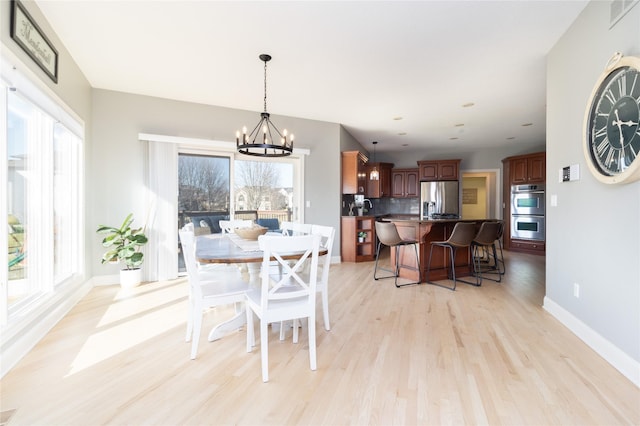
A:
[
  {"xmin": 90, "ymin": 89, "xmax": 343, "ymax": 275},
  {"xmin": 546, "ymin": 1, "xmax": 640, "ymax": 365}
]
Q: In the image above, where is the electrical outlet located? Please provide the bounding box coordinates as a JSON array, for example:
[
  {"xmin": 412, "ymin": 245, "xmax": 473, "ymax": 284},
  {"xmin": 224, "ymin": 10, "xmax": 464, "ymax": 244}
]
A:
[{"xmin": 573, "ymin": 283, "xmax": 580, "ymax": 298}]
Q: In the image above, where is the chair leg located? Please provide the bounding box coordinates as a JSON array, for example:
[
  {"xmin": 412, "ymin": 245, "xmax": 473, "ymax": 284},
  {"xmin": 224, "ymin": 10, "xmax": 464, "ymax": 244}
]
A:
[
  {"xmin": 373, "ymin": 241, "xmax": 385, "ymax": 280},
  {"xmin": 190, "ymin": 305, "xmax": 202, "ymax": 360},
  {"xmin": 496, "ymin": 240, "xmax": 506, "ymax": 275},
  {"xmin": 185, "ymin": 295, "xmax": 194, "ymax": 342},
  {"xmin": 322, "ymin": 289, "xmax": 330, "ymax": 331},
  {"xmin": 293, "ymin": 318, "xmax": 299, "ymax": 343},
  {"xmin": 260, "ymin": 319, "xmax": 269, "ymax": 382},
  {"xmin": 246, "ymin": 308, "xmax": 255, "ymax": 353},
  {"xmin": 425, "ymin": 244, "xmax": 456, "ymax": 291},
  {"xmin": 393, "ymin": 244, "xmax": 421, "ymax": 287},
  {"xmin": 308, "ymin": 314, "xmax": 317, "ymax": 371}
]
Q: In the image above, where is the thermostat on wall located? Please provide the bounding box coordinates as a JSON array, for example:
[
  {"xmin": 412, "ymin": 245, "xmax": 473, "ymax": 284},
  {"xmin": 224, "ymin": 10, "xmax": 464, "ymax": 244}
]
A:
[{"xmin": 560, "ymin": 164, "xmax": 580, "ymax": 182}]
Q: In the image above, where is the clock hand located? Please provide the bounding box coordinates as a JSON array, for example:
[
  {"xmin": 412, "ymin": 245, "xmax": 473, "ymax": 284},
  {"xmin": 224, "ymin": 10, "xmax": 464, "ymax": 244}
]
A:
[{"xmin": 612, "ymin": 109, "xmax": 625, "ymax": 146}]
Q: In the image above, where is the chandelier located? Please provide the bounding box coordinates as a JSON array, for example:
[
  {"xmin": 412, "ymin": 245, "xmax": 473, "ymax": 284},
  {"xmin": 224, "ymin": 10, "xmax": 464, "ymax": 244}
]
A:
[
  {"xmin": 236, "ymin": 54, "xmax": 293, "ymax": 157},
  {"xmin": 369, "ymin": 141, "xmax": 379, "ymax": 180}
]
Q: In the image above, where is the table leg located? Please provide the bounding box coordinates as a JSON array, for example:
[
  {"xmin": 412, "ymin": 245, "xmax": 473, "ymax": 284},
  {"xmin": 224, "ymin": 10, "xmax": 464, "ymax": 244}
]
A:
[{"xmin": 208, "ymin": 262, "xmax": 261, "ymax": 342}]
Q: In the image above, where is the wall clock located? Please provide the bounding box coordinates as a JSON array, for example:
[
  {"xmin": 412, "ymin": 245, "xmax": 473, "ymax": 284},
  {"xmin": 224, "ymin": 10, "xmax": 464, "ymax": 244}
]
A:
[{"xmin": 583, "ymin": 52, "xmax": 640, "ymax": 184}]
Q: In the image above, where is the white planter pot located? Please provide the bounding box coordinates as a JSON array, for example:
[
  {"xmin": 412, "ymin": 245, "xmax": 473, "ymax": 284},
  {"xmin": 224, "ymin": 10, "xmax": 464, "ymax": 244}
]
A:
[{"xmin": 119, "ymin": 268, "xmax": 142, "ymax": 289}]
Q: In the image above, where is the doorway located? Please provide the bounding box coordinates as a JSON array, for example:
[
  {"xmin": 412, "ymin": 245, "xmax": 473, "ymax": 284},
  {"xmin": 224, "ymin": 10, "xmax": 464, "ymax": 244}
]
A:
[{"xmin": 461, "ymin": 170, "xmax": 501, "ymax": 220}]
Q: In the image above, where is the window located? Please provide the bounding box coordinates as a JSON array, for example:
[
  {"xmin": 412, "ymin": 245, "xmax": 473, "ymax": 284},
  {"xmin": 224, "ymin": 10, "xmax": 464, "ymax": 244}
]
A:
[
  {"xmin": 177, "ymin": 150, "xmax": 300, "ymax": 272},
  {"xmin": 1, "ymin": 65, "xmax": 83, "ymax": 326}
]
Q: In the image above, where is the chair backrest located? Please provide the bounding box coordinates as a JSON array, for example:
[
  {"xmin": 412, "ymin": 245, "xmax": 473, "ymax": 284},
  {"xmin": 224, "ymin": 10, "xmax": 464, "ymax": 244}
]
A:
[
  {"xmin": 311, "ymin": 224, "xmax": 335, "ymax": 285},
  {"xmin": 178, "ymin": 226, "xmax": 203, "ymax": 297},
  {"xmin": 473, "ymin": 221, "xmax": 502, "ymax": 246},
  {"xmin": 219, "ymin": 219, "xmax": 253, "ymax": 234},
  {"xmin": 447, "ymin": 222, "xmax": 477, "ymax": 247},
  {"xmin": 257, "ymin": 234, "xmax": 320, "ymax": 307},
  {"xmin": 281, "ymin": 221, "xmax": 312, "ymax": 236},
  {"xmin": 375, "ymin": 221, "xmax": 404, "ymax": 246}
]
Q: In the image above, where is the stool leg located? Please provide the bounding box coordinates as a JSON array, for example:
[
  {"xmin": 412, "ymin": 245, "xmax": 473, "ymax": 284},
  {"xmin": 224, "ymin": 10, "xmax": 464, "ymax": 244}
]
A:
[
  {"xmin": 374, "ymin": 241, "xmax": 383, "ymax": 280},
  {"xmin": 394, "ymin": 244, "xmax": 421, "ymax": 288}
]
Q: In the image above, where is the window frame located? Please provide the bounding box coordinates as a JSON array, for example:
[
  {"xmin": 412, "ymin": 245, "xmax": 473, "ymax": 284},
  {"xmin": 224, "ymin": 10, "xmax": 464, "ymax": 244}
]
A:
[{"xmin": 1, "ymin": 52, "xmax": 85, "ymax": 328}]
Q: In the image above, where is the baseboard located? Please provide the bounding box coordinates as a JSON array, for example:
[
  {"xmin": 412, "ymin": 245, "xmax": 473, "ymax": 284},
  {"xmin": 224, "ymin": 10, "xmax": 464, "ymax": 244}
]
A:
[
  {"xmin": 0, "ymin": 279, "xmax": 93, "ymax": 378},
  {"xmin": 543, "ymin": 296, "xmax": 640, "ymax": 388},
  {"xmin": 91, "ymin": 274, "xmax": 120, "ymax": 286}
]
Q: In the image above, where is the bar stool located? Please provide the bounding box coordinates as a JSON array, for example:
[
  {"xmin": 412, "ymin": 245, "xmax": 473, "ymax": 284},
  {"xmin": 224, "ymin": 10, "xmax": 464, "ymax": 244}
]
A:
[
  {"xmin": 374, "ymin": 221, "xmax": 421, "ymax": 288},
  {"xmin": 471, "ymin": 221, "xmax": 503, "ymax": 283},
  {"xmin": 425, "ymin": 222, "xmax": 479, "ymax": 291}
]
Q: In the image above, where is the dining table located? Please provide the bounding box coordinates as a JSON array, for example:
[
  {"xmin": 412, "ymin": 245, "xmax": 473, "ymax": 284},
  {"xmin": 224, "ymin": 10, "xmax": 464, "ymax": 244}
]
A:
[{"xmin": 195, "ymin": 232, "xmax": 328, "ymax": 341}]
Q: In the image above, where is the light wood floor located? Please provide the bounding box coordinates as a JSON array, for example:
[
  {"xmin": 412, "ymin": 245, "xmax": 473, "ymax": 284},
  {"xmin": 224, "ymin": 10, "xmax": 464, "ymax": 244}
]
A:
[{"xmin": 1, "ymin": 250, "xmax": 638, "ymax": 425}]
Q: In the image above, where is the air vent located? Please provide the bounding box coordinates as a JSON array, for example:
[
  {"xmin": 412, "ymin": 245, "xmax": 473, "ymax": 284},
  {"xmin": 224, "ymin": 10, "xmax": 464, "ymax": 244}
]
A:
[{"xmin": 610, "ymin": 0, "xmax": 639, "ymax": 28}]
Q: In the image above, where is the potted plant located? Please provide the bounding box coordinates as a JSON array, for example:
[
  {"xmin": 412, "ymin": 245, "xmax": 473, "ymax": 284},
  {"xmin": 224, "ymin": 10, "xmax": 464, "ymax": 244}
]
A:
[
  {"xmin": 96, "ymin": 213, "xmax": 148, "ymax": 288},
  {"xmin": 358, "ymin": 231, "xmax": 367, "ymax": 243}
]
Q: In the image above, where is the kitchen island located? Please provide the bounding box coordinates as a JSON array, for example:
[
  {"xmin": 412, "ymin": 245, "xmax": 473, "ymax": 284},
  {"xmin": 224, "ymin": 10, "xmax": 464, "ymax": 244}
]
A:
[{"xmin": 380, "ymin": 217, "xmax": 495, "ymax": 283}]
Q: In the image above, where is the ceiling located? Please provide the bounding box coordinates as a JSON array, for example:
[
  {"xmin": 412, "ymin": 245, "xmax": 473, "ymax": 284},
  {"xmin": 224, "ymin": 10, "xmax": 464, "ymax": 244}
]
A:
[{"xmin": 35, "ymin": 0, "xmax": 588, "ymax": 154}]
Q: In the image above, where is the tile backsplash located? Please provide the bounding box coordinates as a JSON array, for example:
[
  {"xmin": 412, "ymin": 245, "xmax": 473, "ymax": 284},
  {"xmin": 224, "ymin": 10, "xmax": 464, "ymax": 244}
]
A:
[{"xmin": 341, "ymin": 194, "xmax": 419, "ymax": 217}]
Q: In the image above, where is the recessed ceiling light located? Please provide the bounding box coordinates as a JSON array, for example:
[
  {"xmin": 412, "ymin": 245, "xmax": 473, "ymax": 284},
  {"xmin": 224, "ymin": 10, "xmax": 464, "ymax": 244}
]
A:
[
  {"xmin": 449, "ymin": 137, "xmax": 459, "ymax": 140},
  {"xmin": 521, "ymin": 123, "xmax": 533, "ymax": 126},
  {"xmin": 393, "ymin": 116, "xmax": 403, "ymax": 121},
  {"xmin": 402, "ymin": 143, "xmax": 409, "ymax": 147},
  {"xmin": 454, "ymin": 123, "xmax": 464, "ymax": 127},
  {"xmin": 398, "ymin": 132, "xmax": 407, "ymax": 136},
  {"xmin": 462, "ymin": 102, "xmax": 475, "ymax": 108},
  {"xmin": 506, "ymin": 137, "xmax": 516, "ymax": 140}
]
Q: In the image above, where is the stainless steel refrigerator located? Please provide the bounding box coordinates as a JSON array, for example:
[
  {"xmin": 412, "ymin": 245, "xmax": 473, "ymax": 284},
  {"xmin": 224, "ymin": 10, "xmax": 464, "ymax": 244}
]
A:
[{"xmin": 420, "ymin": 181, "xmax": 460, "ymax": 219}]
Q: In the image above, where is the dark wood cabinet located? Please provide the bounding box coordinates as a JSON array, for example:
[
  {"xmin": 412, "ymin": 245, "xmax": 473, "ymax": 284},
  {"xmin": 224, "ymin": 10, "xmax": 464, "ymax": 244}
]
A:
[
  {"xmin": 417, "ymin": 159, "xmax": 460, "ymax": 181},
  {"xmin": 510, "ymin": 239, "xmax": 545, "ymax": 253},
  {"xmin": 365, "ymin": 162, "xmax": 394, "ymax": 198},
  {"xmin": 502, "ymin": 151, "xmax": 546, "ymax": 255},
  {"xmin": 510, "ymin": 152, "xmax": 545, "ymax": 184},
  {"xmin": 341, "ymin": 216, "xmax": 376, "ymax": 262},
  {"xmin": 391, "ymin": 168, "xmax": 419, "ymax": 198},
  {"xmin": 341, "ymin": 151, "xmax": 367, "ymax": 194}
]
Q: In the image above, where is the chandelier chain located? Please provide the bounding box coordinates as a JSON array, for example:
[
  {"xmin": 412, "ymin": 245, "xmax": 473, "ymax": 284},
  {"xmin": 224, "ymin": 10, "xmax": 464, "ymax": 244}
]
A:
[{"xmin": 263, "ymin": 59, "xmax": 268, "ymax": 113}]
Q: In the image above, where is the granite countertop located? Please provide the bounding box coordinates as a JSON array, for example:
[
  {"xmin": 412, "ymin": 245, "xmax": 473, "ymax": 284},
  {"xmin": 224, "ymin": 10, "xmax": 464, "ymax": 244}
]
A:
[{"xmin": 381, "ymin": 216, "xmax": 495, "ymax": 224}]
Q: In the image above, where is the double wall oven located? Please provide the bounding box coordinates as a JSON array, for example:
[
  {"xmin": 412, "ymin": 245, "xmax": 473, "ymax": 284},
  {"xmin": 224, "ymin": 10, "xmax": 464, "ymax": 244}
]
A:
[{"xmin": 511, "ymin": 183, "xmax": 545, "ymax": 241}]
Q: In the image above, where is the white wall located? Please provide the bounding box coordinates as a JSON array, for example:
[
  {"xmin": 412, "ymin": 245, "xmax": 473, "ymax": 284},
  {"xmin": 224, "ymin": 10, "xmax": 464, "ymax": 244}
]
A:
[{"xmin": 546, "ymin": 1, "xmax": 640, "ymax": 384}]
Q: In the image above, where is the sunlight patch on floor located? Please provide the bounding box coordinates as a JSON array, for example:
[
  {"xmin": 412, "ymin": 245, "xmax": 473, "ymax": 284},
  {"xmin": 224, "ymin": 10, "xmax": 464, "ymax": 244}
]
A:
[{"xmin": 65, "ymin": 281, "xmax": 186, "ymax": 377}]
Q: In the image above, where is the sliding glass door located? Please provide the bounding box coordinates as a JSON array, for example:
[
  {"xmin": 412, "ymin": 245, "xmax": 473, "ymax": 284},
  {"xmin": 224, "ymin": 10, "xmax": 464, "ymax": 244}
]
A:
[{"xmin": 177, "ymin": 150, "xmax": 300, "ymax": 271}]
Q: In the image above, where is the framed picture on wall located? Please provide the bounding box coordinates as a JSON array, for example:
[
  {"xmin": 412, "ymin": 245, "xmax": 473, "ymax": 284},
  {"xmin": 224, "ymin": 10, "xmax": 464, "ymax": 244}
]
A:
[{"xmin": 10, "ymin": 0, "xmax": 59, "ymax": 83}]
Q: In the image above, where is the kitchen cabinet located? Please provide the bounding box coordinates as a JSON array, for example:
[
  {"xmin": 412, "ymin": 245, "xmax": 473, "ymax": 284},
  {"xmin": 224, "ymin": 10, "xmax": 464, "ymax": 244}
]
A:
[
  {"xmin": 391, "ymin": 168, "xmax": 419, "ymax": 198},
  {"xmin": 417, "ymin": 159, "xmax": 460, "ymax": 181},
  {"xmin": 341, "ymin": 151, "xmax": 368, "ymax": 194},
  {"xmin": 502, "ymin": 151, "xmax": 546, "ymax": 255},
  {"xmin": 509, "ymin": 152, "xmax": 545, "ymax": 184},
  {"xmin": 366, "ymin": 162, "xmax": 394, "ymax": 198},
  {"xmin": 341, "ymin": 216, "xmax": 376, "ymax": 262}
]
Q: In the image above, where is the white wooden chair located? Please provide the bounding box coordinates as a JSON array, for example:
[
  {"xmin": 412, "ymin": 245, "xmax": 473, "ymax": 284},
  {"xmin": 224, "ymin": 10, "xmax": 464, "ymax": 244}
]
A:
[
  {"xmin": 281, "ymin": 221, "xmax": 312, "ymax": 236},
  {"xmin": 311, "ymin": 224, "xmax": 335, "ymax": 331},
  {"xmin": 219, "ymin": 219, "xmax": 253, "ymax": 234},
  {"xmin": 245, "ymin": 233, "xmax": 321, "ymax": 382},
  {"xmin": 179, "ymin": 226, "xmax": 249, "ymax": 359}
]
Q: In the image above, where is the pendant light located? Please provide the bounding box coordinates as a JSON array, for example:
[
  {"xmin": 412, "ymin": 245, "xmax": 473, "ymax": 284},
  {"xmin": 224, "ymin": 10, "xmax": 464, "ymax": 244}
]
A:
[
  {"xmin": 236, "ymin": 54, "xmax": 293, "ymax": 157},
  {"xmin": 369, "ymin": 141, "xmax": 379, "ymax": 180}
]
